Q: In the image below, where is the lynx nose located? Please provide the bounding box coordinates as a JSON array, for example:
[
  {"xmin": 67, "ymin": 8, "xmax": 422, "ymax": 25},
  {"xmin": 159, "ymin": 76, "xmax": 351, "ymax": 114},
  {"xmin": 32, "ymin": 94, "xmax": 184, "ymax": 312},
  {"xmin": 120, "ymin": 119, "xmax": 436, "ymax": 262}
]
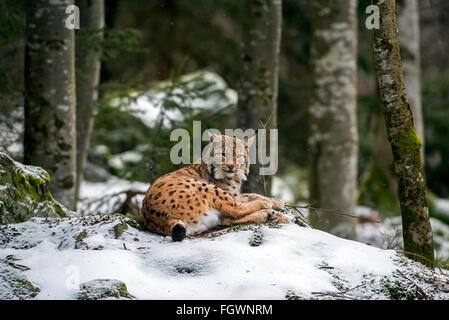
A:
[{"xmin": 224, "ymin": 165, "xmax": 236, "ymax": 173}]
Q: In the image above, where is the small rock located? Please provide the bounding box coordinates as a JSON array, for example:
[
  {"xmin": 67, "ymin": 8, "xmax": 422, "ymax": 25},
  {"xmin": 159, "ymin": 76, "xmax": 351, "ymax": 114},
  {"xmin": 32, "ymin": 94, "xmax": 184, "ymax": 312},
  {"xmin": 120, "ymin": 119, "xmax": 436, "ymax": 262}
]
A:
[{"xmin": 77, "ymin": 279, "xmax": 134, "ymax": 300}]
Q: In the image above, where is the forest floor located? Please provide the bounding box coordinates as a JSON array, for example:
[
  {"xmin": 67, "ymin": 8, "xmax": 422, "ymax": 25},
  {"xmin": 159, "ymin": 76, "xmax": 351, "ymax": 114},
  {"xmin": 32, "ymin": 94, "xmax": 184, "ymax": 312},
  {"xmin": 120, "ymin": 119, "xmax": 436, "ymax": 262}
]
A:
[{"xmin": 1, "ymin": 209, "xmax": 449, "ymax": 300}]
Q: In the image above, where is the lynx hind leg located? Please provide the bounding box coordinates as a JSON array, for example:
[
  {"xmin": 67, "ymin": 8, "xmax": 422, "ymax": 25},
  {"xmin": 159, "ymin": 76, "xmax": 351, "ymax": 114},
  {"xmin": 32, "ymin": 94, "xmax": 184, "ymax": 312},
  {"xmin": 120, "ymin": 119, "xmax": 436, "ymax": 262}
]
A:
[{"xmin": 222, "ymin": 209, "xmax": 275, "ymax": 226}]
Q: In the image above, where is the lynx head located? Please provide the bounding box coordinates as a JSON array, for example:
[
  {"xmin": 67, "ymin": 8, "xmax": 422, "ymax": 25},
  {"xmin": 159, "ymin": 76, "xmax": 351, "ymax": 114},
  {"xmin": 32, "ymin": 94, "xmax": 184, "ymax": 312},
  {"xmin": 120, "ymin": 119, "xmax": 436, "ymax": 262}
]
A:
[{"xmin": 204, "ymin": 132, "xmax": 255, "ymax": 181}]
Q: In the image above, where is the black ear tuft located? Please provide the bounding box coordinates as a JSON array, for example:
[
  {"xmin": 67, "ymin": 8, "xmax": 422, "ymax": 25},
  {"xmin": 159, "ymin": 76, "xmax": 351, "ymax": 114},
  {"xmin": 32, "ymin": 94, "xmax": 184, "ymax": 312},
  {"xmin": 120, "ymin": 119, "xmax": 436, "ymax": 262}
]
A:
[{"xmin": 172, "ymin": 224, "xmax": 186, "ymax": 242}]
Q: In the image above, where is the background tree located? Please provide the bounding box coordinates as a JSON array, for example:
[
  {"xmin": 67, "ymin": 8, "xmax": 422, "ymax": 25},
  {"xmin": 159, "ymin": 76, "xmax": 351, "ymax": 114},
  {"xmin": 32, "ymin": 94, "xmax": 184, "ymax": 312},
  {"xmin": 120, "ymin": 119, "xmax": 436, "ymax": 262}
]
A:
[
  {"xmin": 24, "ymin": 0, "xmax": 77, "ymax": 210},
  {"xmin": 75, "ymin": 0, "xmax": 104, "ymax": 202},
  {"xmin": 372, "ymin": 0, "xmax": 434, "ymax": 265},
  {"xmin": 236, "ymin": 0, "xmax": 282, "ymax": 195},
  {"xmin": 308, "ymin": 0, "xmax": 359, "ymax": 239}
]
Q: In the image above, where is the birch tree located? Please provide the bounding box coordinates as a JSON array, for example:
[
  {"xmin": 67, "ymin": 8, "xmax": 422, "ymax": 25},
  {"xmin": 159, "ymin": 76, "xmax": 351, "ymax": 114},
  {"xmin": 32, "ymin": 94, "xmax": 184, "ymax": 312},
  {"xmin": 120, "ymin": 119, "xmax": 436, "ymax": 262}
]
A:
[
  {"xmin": 24, "ymin": 0, "xmax": 77, "ymax": 210},
  {"xmin": 372, "ymin": 0, "xmax": 434, "ymax": 265},
  {"xmin": 75, "ymin": 0, "xmax": 104, "ymax": 202},
  {"xmin": 237, "ymin": 0, "xmax": 282, "ymax": 195},
  {"xmin": 308, "ymin": 0, "xmax": 359, "ymax": 239}
]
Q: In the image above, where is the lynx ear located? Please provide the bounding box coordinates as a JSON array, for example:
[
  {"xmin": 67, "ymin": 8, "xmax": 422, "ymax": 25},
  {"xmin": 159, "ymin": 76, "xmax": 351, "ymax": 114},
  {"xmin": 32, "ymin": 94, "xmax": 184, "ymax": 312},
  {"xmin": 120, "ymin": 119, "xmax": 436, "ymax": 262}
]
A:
[
  {"xmin": 245, "ymin": 135, "xmax": 256, "ymax": 148},
  {"xmin": 207, "ymin": 130, "xmax": 220, "ymax": 142}
]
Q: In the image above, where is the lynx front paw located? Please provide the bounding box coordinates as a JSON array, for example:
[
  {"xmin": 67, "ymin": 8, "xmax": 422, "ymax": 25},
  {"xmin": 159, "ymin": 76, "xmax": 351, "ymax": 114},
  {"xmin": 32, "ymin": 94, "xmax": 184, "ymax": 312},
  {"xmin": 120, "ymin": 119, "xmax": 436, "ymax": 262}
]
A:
[
  {"xmin": 275, "ymin": 213, "xmax": 291, "ymax": 224},
  {"xmin": 257, "ymin": 200, "xmax": 273, "ymax": 210},
  {"xmin": 267, "ymin": 211, "xmax": 291, "ymax": 224},
  {"xmin": 271, "ymin": 198, "xmax": 284, "ymax": 210}
]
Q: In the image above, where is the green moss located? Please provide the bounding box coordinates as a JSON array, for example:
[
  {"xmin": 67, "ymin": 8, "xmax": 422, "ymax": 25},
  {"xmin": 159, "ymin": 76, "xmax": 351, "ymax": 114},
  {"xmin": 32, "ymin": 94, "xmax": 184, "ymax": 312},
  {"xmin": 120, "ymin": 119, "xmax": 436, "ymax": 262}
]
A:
[
  {"xmin": 78, "ymin": 279, "xmax": 133, "ymax": 300},
  {"xmin": 0, "ymin": 152, "xmax": 69, "ymax": 224},
  {"xmin": 113, "ymin": 220, "xmax": 128, "ymax": 239},
  {"xmin": 76, "ymin": 231, "xmax": 88, "ymax": 243},
  {"xmin": 392, "ymin": 125, "xmax": 423, "ymax": 163},
  {"xmin": 249, "ymin": 226, "xmax": 263, "ymax": 247},
  {"xmin": 379, "ymin": 278, "xmax": 417, "ymax": 300},
  {"xmin": 123, "ymin": 216, "xmax": 146, "ymax": 231}
]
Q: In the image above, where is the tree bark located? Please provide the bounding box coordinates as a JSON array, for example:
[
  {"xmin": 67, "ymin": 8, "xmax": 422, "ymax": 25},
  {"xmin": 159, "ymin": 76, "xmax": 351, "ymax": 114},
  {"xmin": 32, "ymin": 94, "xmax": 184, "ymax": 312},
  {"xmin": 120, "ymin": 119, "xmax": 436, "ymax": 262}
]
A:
[
  {"xmin": 237, "ymin": 0, "xmax": 282, "ymax": 195},
  {"xmin": 372, "ymin": 0, "xmax": 434, "ymax": 266},
  {"xmin": 308, "ymin": 0, "xmax": 359, "ymax": 239},
  {"xmin": 371, "ymin": 0, "xmax": 423, "ymax": 205},
  {"xmin": 24, "ymin": 0, "xmax": 77, "ymax": 210},
  {"xmin": 75, "ymin": 0, "xmax": 104, "ymax": 203}
]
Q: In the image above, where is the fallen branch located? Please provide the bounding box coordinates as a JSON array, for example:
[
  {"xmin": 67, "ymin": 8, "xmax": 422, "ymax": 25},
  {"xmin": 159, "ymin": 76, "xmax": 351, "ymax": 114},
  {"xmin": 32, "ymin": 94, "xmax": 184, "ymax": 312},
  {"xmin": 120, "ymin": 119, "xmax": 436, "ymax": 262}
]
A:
[
  {"xmin": 0, "ymin": 259, "xmax": 31, "ymax": 271},
  {"xmin": 285, "ymin": 204, "xmax": 379, "ymax": 223}
]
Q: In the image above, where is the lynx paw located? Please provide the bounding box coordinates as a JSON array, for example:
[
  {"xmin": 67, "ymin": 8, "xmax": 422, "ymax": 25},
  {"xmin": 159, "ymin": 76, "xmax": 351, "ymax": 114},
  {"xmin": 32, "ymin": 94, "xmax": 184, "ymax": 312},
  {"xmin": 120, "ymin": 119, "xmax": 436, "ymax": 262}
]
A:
[
  {"xmin": 271, "ymin": 198, "xmax": 284, "ymax": 210},
  {"xmin": 268, "ymin": 211, "xmax": 291, "ymax": 224},
  {"xmin": 257, "ymin": 200, "xmax": 273, "ymax": 210}
]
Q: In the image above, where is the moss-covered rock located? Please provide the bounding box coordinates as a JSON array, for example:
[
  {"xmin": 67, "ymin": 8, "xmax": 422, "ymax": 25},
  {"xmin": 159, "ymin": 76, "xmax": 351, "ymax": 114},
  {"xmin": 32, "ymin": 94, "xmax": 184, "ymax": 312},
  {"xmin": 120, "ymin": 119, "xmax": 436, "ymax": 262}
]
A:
[
  {"xmin": 113, "ymin": 220, "xmax": 129, "ymax": 239},
  {"xmin": 0, "ymin": 152, "xmax": 70, "ymax": 224},
  {"xmin": 0, "ymin": 262, "xmax": 40, "ymax": 299},
  {"xmin": 78, "ymin": 279, "xmax": 134, "ymax": 300}
]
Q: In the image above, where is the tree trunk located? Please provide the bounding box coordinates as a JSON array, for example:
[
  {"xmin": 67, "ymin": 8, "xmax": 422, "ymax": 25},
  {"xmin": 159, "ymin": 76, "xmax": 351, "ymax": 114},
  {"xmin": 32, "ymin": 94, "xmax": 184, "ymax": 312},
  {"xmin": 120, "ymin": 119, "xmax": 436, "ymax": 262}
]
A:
[
  {"xmin": 24, "ymin": 0, "xmax": 77, "ymax": 210},
  {"xmin": 371, "ymin": 0, "xmax": 423, "ymax": 207},
  {"xmin": 308, "ymin": 0, "xmax": 359, "ymax": 239},
  {"xmin": 237, "ymin": 0, "xmax": 282, "ymax": 195},
  {"xmin": 75, "ymin": 0, "xmax": 104, "ymax": 203},
  {"xmin": 372, "ymin": 0, "xmax": 434, "ymax": 266}
]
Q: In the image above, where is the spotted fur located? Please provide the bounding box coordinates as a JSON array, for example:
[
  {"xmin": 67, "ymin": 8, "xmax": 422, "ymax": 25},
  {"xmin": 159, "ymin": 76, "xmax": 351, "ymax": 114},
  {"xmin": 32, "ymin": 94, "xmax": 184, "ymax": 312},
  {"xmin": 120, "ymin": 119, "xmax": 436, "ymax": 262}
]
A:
[{"xmin": 140, "ymin": 133, "xmax": 290, "ymax": 241}]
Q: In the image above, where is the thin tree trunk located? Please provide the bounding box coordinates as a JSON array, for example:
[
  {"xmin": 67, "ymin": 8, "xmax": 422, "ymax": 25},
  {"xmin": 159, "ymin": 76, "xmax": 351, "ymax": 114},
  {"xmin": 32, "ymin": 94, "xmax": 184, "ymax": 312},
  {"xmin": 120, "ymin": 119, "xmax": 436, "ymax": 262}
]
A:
[
  {"xmin": 308, "ymin": 0, "xmax": 359, "ymax": 239},
  {"xmin": 24, "ymin": 0, "xmax": 77, "ymax": 210},
  {"xmin": 75, "ymin": 0, "xmax": 104, "ymax": 203},
  {"xmin": 237, "ymin": 0, "xmax": 282, "ymax": 195},
  {"xmin": 372, "ymin": 0, "xmax": 434, "ymax": 266},
  {"xmin": 371, "ymin": 0, "xmax": 423, "ymax": 205}
]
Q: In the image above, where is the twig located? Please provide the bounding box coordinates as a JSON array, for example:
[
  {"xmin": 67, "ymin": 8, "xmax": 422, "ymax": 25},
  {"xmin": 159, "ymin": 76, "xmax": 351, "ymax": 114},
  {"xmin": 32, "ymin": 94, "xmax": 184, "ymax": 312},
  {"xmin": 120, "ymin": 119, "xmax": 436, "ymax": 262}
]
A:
[
  {"xmin": 285, "ymin": 205, "xmax": 312, "ymax": 228},
  {"xmin": 396, "ymin": 250, "xmax": 439, "ymax": 271},
  {"xmin": 313, "ymin": 278, "xmax": 375, "ymax": 299},
  {"xmin": 0, "ymin": 259, "xmax": 31, "ymax": 271},
  {"xmin": 285, "ymin": 204, "xmax": 378, "ymax": 223}
]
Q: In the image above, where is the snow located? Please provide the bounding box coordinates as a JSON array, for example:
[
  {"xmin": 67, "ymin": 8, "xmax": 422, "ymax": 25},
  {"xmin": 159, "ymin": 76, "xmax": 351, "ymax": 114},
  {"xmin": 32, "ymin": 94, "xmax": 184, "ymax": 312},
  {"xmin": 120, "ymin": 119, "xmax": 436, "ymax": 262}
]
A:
[
  {"xmin": 0, "ymin": 215, "xmax": 407, "ymax": 300},
  {"xmin": 271, "ymin": 176, "xmax": 295, "ymax": 203},
  {"xmin": 117, "ymin": 71, "xmax": 237, "ymax": 128}
]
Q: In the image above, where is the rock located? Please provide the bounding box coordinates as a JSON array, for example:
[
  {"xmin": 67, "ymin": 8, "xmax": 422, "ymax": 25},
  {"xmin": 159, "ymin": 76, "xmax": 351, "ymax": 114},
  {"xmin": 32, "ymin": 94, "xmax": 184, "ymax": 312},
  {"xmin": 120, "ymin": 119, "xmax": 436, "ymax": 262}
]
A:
[
  {"xmin": 78, "ymin": 279, "xmax": 134, "ymax": 300},
  {"xmin": 113, "ymin": 220, "xmax": 129, "ymax": 239},
  {"xmin": 0, "ymin": 262, "xmax": 40, "ymax": 299},
  {"xmin": 0, "ymin": 152, "xmax": 70, "ymax": 224}
]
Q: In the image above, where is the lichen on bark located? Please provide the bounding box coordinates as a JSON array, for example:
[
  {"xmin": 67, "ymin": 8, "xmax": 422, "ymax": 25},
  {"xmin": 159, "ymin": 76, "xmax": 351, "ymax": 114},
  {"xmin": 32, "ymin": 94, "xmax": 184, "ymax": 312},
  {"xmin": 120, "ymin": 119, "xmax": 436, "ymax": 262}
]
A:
[
  {"xmin": 308, "ymin": 0, "xmax": 359, "ymax": 239},
  {"xmin": 371, "ymin": 0, "xmax": 434, "ymax": 266},
  {"xmin": 237, "ymin": 0, "xmax": 282, "ymax": 195},
  {"xmin": 24, "ymin": 0, "xmax": 77, "ymax": 210}
]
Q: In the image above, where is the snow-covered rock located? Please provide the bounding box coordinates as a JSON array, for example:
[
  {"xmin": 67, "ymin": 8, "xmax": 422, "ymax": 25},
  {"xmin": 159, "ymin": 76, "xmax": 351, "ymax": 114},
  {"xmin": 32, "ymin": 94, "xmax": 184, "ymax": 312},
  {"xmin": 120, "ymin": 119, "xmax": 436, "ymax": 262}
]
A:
[
  {"xmin": 0, "ymin": 259, "xmax": 40, "ymax": 300},
  {"xmin": 0, "ymin": 214, "xmax": 447, "ymax": 300},
  {"xmin": 0, "ymin": 152, "xmax": 70, "ymax": 224},
  {"xmin": 78, "ymin": 279, "xmax": 134, "ymax": 300}
]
